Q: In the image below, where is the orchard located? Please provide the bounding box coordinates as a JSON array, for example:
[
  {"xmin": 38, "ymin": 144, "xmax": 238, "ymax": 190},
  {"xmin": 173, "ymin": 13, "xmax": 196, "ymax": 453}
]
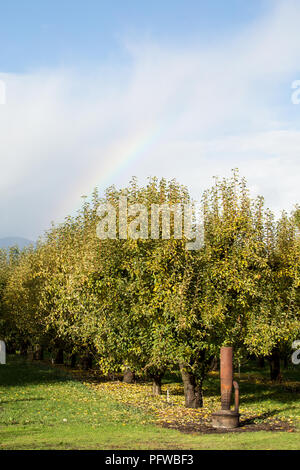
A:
[{"xmin": 0, "ymin": 171, "xmax": 299, "ymax": 411}]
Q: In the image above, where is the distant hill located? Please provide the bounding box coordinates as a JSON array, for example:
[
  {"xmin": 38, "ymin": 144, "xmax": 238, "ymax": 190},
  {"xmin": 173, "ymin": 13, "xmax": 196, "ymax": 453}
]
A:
[{"xmin": 0, "ymin": 237, "xmax": 34, "ymax": 250}]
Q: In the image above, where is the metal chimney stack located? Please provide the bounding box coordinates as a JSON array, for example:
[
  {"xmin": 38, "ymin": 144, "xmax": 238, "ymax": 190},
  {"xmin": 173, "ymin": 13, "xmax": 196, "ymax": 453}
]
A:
[{"xmin": 211, "ymin": 346, "xmax": 240, "ymax": 428}]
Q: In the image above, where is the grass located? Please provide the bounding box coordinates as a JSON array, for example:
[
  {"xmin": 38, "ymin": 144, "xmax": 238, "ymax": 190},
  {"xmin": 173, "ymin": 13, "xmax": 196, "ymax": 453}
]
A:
[{"xmin": 0, "ymin": 355, "xmax": 299, "ymax": 450}]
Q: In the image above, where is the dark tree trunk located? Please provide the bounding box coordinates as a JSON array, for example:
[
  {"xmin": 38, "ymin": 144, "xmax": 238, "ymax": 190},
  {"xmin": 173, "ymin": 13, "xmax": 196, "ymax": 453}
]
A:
[
  {"xmin": 28, "ymin": 348, "xmax": 34, "ymax": 361},
  {"xmin": 80, "ymin": 354, "xmax": 93, "ymax": 370},
  {"xmin": 258, "ymin": 356, "xmax": 265, "ymax": 368},
  {"xmin": 150, "ymin": 373, "xmax": 164, "ymax": 395},
  {"xmin": 70, "ymin": 354, "xmax": 77, "ymax": 368},
  {"xmin": 269, "ymin": 349, "xmax": 281, "ymax": 381},
  {"xmin": 152, "ymin": 378, "xmax": 162, "ymax": 396},
  {"xmin": 20, "ymin": 343, "xmax": 28, "ymax": 356},
  {"xmin": 33, "ymin": 345, "xmax": 44, "ymax": 361},
  {"xmin": 179, "ymin": 363, "xmax": 203, "ymax": 408},
  {"xmin": 123, "ymin": 368, "xmax": 135, "ymax": 383},
  {"xmin": 54, "ymin": 349, "xmax": 64, "ymax": 364},
  {"xmin": 209, "ymin": 356, "xmax": 218, "ymax": 371}
]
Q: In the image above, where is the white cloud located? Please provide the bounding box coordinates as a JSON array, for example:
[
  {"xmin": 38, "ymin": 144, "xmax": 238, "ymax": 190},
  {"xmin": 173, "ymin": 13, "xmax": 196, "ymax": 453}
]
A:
[{"xmin": 1, "ymin": 0, "xmax": 300, "ymax": 239}]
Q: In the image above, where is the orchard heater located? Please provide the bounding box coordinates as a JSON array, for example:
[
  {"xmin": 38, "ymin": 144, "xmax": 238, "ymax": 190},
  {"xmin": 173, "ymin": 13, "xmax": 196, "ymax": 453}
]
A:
[{"xmin": 211, "ymin": 346, "xmax": 240, "ymax": 428}]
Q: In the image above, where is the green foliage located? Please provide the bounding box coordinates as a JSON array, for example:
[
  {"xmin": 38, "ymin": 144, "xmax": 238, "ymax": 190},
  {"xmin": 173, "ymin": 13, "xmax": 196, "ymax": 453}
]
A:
[{"xmin": 1, "ymin": 171, "xmax": 299, "ymax": 405}]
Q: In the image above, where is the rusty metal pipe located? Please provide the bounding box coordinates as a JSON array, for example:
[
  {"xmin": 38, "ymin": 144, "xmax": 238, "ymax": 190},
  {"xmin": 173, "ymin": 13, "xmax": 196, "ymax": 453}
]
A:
[
  {"xmin": 233, "ymin": 380, "xmax": 239, "ymax": 413},
  {"xmin": 211, "ymin": 346, "xmax": 240, "ymax": 428},
  {"xmin": 220, "ymin": 346, "xmax": 233, "ymax": 410}
]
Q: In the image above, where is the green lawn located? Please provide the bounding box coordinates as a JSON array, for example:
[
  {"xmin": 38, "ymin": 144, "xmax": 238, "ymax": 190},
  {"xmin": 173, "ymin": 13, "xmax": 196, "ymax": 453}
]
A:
[{"xmin": 0, "ymin": 356, "xmax": 299, "ymax": 450}]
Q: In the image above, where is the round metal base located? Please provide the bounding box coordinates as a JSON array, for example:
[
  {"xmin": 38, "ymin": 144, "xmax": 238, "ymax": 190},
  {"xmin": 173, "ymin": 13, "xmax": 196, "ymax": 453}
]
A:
[{"xmin": 211, "ymin": 410, "xmax": 240, "ymax": 429}]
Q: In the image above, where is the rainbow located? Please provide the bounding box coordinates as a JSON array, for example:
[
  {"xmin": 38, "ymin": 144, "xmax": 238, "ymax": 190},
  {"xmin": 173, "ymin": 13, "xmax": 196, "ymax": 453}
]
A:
[{"xmin": 56, "ymin": 122, "xmax": 168, "ymax": 221}]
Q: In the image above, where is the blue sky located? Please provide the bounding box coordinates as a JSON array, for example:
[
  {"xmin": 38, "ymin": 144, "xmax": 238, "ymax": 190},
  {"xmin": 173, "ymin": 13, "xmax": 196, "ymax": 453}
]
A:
[
  {"xmin": 1, "ymin": 0, "xmax": 300, "ymax": 240},
  {"xmin": 1, "ymin": 1, "xmax": 268, "ymax": 72}
]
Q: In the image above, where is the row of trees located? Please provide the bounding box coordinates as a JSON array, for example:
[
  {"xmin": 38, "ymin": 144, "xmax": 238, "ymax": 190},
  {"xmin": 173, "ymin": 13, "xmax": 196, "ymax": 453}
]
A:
[{"xmin": 0, "ymin": 171, "xmax": 299, "ymax": 407}]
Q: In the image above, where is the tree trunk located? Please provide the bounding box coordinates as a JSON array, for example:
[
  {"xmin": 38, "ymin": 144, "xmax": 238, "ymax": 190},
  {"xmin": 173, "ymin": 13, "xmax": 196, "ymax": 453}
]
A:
[
  {"xmin": 123, "ymin": 368, "xmax": 135, "ymax": 383},
  {"xmin": 269, "ymin": 349, "xmax": 281, "ymax": 381},
  {"xmin": 33, "ymin": 345, "xmax": 44, "ymax": 361},
  {"xmin": 179, "ymin": 363, "xmax": 203, "ymax": 408},
  {"xmin": 20, "ymin": 343, "xmax": 28, "ymax": 356},
  {"xmin": 28, "ymin": 348, "xmax": 34, "ymax": 361},
  {"xmin": 209, "ymin": 356, "xmax": 218, "ymax": 371},
  {"xmin": 150, "ymin": 374, "xmax": 163, "ymax": 395},
  {"xmin": 258, "ymin": 356, "xmax": 265, "ymax": 368},
  {"xmin": 70, "ymin": 354, "xmax": 77, "ymax": 368},
  {"xmin": 54, "ymin": 349, "xmax": 64, "ymax": 364},
  {"xmin": 80, "ymin": 354, "xmax": 93, "ymax": 370}
]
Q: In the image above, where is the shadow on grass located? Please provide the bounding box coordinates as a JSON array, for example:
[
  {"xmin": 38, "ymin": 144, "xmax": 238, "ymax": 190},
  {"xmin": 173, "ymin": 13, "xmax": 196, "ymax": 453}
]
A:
[
  {"xmin": 239, "ymin": 408, "xmax": 281, "ymax": 426},
  {"xmin": 1, "ymin": 355, "xmax": 73, "ymax": 388},
  {"xmin": 3, "ymin": 355, "xmax": 299, "ymax": 411}
]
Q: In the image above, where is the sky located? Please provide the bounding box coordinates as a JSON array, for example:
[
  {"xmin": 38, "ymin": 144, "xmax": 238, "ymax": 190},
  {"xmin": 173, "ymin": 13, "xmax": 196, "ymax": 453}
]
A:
[{"xmin": 1, "ymin": 0, "xmax": 300, "ymax": 240}]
